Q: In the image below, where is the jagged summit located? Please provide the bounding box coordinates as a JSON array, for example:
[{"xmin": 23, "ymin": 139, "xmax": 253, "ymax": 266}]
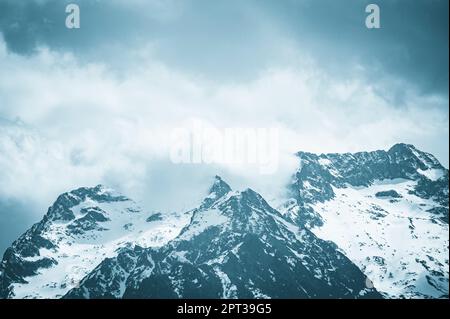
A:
[
  {"xmin": 388, "ymin": 142, "xmax": 416, "ymax": 152},
  {"xmin": 387, "ymin": 143, "xmax": 443, "ymax": 169},
  {"xmin": 287, "ymin": 144, "xmax": 448, "ymax": 229},
  {"xmin": 235, "ymin": 188, "xmax": 275, "ymax": 212},
  {"xmin": 296, "ymin": 143, "xmax": 445, "ymax": 171},
  {"xmin": 45, "ymin": 185, "xmax": 129, "ymax": 222},
  {"xmin": 293, "ymin": 143, "xmax": 447, "ymax": 193},
  {"xmin": 210, "ymin": 176, "xmax": 232, "ymax": 196},
  {"xmin": 201, "ymin": 178, "xmax": 277, "ymax": 220},
  {"xmin": 65, "ymin": 183, "xmax": 381, "ymax": 299},
  {"xmin": 200, "ymin": 176, "xmax": 232, "ymax": 209},
  {"xmin": 282, "ymin": 144, "xmax": 449, "ymax": 298},
  {"xmin": 0, "ymin": 184, "xmax": 191, "ymax": 299}
]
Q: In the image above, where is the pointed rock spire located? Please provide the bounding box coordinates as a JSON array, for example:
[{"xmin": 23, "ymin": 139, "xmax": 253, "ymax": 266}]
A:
[
  {"xmin": 210, "ymin": 175, "xmax": 232, "ymax": 196},
  {"xmin": 200, "ymin": 175, "xmax": 232, "ymax": 209}
]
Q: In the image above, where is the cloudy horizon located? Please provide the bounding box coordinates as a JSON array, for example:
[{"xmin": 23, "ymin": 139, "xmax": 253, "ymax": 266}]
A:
[{"xmin": 0, "ymin": 0, "xmax": 448, "ymax": 254}]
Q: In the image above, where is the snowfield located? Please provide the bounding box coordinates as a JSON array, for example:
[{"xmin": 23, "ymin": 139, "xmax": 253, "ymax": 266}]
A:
[{"xmin": 311, "ymin": 179, "xmax": 449, "ymax": 298}]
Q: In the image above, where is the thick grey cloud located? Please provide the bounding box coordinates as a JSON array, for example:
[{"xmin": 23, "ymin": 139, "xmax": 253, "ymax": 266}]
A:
[
  {"xmin": 262, "ymin": 0, "xmax": 449, "ymax": 97},
  {"xmin": 0, "ymin": 0, "xmax": 448, "ymax": 96}
]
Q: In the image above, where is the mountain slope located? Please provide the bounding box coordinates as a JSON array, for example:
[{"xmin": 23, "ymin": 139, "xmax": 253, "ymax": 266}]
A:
[
  {"xmin": 65, "ymin": 177, "xmax": 381, "ymax": 299},
  {"xmin": 0, "ymin": 185, "xmax": 191, "ymax": 298},
  {"xmin": 1, "ymin": 143, "xmax": 446, "ymax": 299},
  {"xmin": 280, "ymin": 143, "xmax": 449, "ymax": 298}
]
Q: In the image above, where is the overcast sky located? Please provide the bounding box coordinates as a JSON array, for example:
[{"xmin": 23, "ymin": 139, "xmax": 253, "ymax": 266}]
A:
[{"xmin": 0, "ymin": 0, "xmax": 448, "ymax": 253}]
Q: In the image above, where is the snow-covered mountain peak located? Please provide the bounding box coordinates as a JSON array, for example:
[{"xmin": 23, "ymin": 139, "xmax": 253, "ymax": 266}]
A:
[
  {"xmin": 64, "ymin": 182, "xmax": 381, "ymax": 299},
  {"xmin": 281, "ymin": 144, "xmax": 449, "ymax": 299},
  {"xmin": 387, "ymin": 143, "xmax": 444, "ymax": 171},
  {"xmin": 200, "ymin": 176, "xmax": 232, "ymax": 209},
  {"xmin": 44, "ymin": 185, "xmax": 130, "ymax": 223},
  {"xmin": 210, "ymin": 176, "xmax": 232, "ymax": 195},
  {"xmin": 387, "ymin": 143, "xmax": 419, "ymax": 155},
  {"xmin": 0, "ymin": 144, "xmax": 446, "ymax": 299},
  {"xmin": 290, "ymin": 144, "xmax": 448, "ymax": 211},
  {"xmin": 186, "ymin": 187, "xmax": 275, "ymax": 238},
  {"xmin": 0, "ymin": 185, "xmax": 192, "ymax": 299}
]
